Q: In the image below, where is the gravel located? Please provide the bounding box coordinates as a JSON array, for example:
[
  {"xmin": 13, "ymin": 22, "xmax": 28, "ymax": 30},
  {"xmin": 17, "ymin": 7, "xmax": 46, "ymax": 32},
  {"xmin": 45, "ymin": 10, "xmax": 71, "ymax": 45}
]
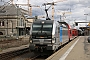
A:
[{"xmin": 0, "ymin": 37, "xmax": 29, "ymax": 51}]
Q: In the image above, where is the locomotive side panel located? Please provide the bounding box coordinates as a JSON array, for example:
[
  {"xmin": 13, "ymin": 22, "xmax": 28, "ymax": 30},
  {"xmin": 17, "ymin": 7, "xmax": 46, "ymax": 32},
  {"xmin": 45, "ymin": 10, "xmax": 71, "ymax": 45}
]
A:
[{"xmin": 59, "ymin": 24, "xmax": 69, "ymax": 45}]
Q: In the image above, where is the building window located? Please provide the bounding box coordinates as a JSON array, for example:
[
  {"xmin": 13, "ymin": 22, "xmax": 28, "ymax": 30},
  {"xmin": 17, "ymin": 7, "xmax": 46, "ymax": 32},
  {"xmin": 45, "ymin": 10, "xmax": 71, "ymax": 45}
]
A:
[
  {"xmin": 21, "ymin": 19, "xmax": 23, "ymax": 26},
  {"xmin": 0, "ymin": 32, "xmax": 3, "ymax": 35},
  {"xmin": 19, "ymin": 18, "xmax": 24, "ymax": 26},
  {"xmin": 0, "ymin": 21, "xmax": 4, "ymax": 26},
  {"xmin": 0, "ymin": 21, "xmax": 1, "ymax": 26},
  {"xmin": 2, "ymin": 21, "xmax": 4, "ymax": 26}
]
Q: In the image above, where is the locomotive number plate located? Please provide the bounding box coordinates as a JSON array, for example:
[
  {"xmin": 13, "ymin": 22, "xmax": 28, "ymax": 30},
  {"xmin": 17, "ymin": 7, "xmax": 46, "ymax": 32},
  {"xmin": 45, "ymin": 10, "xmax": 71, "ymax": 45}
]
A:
[{"xmin": 39, "ymin": 39, "xmax": 44, "ymax": 44}]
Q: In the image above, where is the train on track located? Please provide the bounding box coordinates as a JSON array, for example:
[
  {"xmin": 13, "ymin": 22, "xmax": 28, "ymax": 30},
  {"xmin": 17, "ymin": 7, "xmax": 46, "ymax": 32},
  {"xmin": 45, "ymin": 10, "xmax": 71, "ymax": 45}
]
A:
[{"xmin": 29, "ymin": 20, "xmax": 79, "ymax": 53}]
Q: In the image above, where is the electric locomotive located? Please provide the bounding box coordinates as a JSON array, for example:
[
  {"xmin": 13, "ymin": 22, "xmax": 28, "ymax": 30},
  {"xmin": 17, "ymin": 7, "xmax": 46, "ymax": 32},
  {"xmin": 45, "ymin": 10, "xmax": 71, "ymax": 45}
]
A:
[{"xmin": 29, "ymin": 20, "xmax": 70, "ymax": 53}]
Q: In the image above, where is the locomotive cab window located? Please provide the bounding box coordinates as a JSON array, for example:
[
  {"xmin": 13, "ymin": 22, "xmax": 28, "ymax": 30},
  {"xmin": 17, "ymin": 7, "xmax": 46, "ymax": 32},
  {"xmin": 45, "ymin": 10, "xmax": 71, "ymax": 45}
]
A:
[
  {"xmin": 32, "ymin": 23, "xmax": 52, "ymax": 33},
  {"xmin": 43, "ymin": 24, "xmax": 52, "ymax": 32},
  {"xmin": 32, "ymin": 24, "xmax": 42, "ymax": 33}
]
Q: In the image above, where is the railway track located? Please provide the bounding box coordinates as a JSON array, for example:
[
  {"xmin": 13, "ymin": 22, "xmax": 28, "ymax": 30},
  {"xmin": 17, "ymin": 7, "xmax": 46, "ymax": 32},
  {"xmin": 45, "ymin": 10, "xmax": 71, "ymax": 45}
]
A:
[
  {"xmin": 30, "ymin": 54, "xmax": 41, "ymax": 60},
  {"xmin": 0, "ymin": 48, "xmax": 29, "ymax": 60},
  {"xmin": 10, "ymin": 50, "xmax": 51, "ymax": 60},
  {"xmin": 27, "ymin": 54, "xmax": 49, "ymax": 60},
  {"xmin": 11, "ymin": 52, "xmax": 50, "ymax": 60},
  {"xmin": 11, "ymin": 39, "xmax": 73, "ymax": 60},
  {"xmin": 0, "ymin": 37, "xmax": 76, "ymax": 60}
]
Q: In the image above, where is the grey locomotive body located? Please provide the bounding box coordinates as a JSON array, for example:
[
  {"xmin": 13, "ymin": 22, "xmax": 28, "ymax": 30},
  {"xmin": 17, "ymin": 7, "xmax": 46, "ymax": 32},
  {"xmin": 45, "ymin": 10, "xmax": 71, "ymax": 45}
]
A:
[{"xmin": 29, "ymin": 20, "xmax": 69, "ymax": 52}]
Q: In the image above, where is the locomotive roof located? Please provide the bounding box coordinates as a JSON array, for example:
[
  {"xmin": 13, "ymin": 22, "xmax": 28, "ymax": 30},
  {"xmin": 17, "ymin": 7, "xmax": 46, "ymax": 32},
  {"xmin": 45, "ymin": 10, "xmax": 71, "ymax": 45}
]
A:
[
  {"xmin": 57, "ymin": 21, "xmax": 68, "ymax": 25},
  {"xmin": 33, "ymin": 20, "xmax": 54, "ymax": 24}
]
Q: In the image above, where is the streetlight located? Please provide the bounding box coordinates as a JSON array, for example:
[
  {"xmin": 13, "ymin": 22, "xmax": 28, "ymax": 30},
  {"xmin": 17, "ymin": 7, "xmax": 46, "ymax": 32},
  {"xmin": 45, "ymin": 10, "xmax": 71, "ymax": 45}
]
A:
[
  {"xmin": 16, "ymin": 4, "xmax": 19, "ymax": 39},
  {"xmin": 60, "ymin": 15, "xmax": 61, "ymax": 22},
  {"xmin": 84, "ymin": 14, "xmax": 88, "ymax": 21}
]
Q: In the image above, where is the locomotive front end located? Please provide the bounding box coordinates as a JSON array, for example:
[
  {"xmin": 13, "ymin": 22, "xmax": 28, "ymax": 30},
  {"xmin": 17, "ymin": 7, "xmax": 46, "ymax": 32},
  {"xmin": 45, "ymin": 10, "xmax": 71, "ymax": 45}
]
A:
[{"xmin": 29, "ymin": 20, "xmax": 57, "ymax": 52}]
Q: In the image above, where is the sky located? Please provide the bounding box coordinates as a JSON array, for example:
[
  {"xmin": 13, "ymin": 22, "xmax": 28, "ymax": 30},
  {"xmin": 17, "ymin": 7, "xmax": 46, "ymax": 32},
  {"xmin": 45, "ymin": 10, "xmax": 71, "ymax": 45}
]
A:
[{"xmin": 0, "ymin": 0, "xmax": 90, "ymax": 26}]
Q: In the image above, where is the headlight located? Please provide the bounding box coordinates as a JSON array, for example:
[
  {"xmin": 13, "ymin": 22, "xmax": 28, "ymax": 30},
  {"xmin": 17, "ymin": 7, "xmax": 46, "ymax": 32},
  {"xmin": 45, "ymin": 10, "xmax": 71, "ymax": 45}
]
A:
[
  {"xmin": 52, "ymin": 35, "xmax": 55, "ymax": 38},
  {"xmin": 52, "ymin": 38, "xmax": 56, "ymax": 43},
  {"xmin": 29, "ymin": 40, "xmax": 32, "ymax": 43},
  {"xmin": 52, "ymin": 40, "xmax": 55, "ymax": 43}
]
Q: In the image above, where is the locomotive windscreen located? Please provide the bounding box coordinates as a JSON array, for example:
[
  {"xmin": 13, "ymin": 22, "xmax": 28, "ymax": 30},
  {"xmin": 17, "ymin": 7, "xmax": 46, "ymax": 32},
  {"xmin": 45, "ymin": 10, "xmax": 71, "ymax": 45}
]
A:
[{"xmin": 32, "ymin": 21, "xmax": 53, "ymax": 39}]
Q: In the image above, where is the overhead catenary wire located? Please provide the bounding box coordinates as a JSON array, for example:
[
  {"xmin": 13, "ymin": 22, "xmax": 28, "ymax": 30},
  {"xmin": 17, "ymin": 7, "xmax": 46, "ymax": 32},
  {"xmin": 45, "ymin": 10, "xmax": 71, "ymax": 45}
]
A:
[
  {"xmin": 44, "ymin": 0, "xmax": 48, "ymax": 3},
  {"xmin": 0, "ymin": 0, "xmax": 11, "ymax": 6},
  {"xmin": 39, "ymin": 7, "xmax": 45, "ymax": 15},
  {"xmin": 0, "ymin": 0, "xmax": 13, "ymax": 11},
  {"xmin": 0, "ymin": 0, "xmax": 67, "ymax": 19}
]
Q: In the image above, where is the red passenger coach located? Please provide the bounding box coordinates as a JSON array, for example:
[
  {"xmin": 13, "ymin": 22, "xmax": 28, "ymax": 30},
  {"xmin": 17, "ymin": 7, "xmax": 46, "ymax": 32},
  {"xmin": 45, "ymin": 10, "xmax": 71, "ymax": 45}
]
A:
[
  {"xmin": 71, "ymin": 29, "xmax": 78, "ymax": 39},
  {"xmin": 72, "ymin": 29, "xmax": 78, "ymax": 36},
  {"xmin": 67, "ymin": 24, "xmax": 72, "ymax": 41},
  {"xmin": 67, "ymin": 24, "xmax": 78, "ymax": 40}
]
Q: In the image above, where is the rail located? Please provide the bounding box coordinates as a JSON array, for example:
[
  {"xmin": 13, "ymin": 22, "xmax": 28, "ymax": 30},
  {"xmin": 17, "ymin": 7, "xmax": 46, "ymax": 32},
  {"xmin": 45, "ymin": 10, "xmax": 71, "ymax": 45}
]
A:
[{"xmin": 0, "ymin": 48, "xmax": 29, "ymax": 60}]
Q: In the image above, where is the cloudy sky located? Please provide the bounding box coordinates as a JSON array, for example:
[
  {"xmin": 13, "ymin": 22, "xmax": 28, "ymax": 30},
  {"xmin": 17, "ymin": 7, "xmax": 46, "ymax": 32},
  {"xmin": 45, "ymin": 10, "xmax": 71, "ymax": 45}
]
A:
[{"xmin": 0, "ymin": 0, "xmax": 90, "ymax": 25}]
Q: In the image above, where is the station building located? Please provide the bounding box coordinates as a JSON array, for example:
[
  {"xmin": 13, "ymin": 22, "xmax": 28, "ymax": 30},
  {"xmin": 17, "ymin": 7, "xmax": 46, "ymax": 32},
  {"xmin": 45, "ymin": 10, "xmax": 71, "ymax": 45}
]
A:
[{"xmin": 0, "ymin": 4, "xmax": 35, "ymax": 38}]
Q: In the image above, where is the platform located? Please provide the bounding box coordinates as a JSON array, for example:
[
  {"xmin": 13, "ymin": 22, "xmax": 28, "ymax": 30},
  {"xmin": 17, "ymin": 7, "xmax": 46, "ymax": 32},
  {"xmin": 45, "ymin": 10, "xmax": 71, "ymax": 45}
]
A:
[{"xmin": 46, "ymin": 36, "xmax": 90, "ymax": 60}]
